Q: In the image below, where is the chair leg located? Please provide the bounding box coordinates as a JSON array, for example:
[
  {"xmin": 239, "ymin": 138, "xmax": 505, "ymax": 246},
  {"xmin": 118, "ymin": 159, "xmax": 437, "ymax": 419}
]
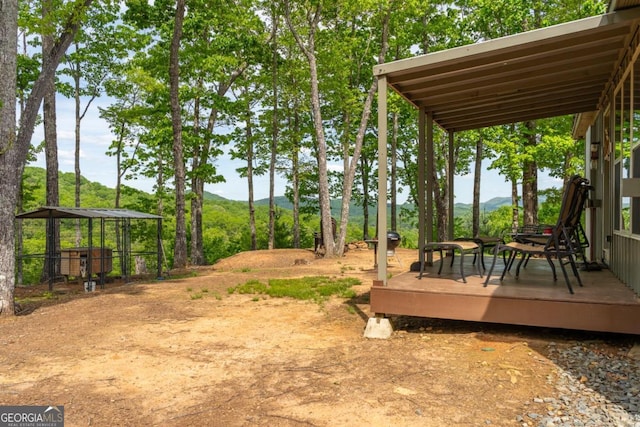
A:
[
  {"xmin": 505, "ymin": 251, "xmax": 517, "ymax": 272},
  {"xmin": 567, "ymin": 254, "xmax": 583, "ymax": 288},
  {"xmin": 545, "ymin": 255, "xmax": 558, "ymax": 281},
  {"xmin": 459, "ymin": 251, "xmax": 466, "ymax": 283},
  {"xmin": 419, "ymin": 249, "xmax": 438, "ymax": 279},
  {"xmin": 474, "ymin": 249, "xmax": 483, "ymax": 278},
  {"xmin": 500, "ymin": 251, "xmax": 517, "ymax": 280},
  {"xmin": 437, "ymin": 249, "xmax": 444, "ymax": 275},
  {"xmin": 484, "ymin": 246, "xmax": 500, "ymax": 286},
  {"xmin": 514, "ymin": 253, "xmax": 528, "ymax": 278},
  {"xmin": 557, "ymin": 255, "xmax": 575, "ymax": 294}
]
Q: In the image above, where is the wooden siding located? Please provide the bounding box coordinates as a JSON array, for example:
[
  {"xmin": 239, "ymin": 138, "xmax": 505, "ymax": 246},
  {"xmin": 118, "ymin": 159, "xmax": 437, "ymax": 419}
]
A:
[{"xmin": 611, "ymin": 234, "xmax": 640, "ymax": 295}]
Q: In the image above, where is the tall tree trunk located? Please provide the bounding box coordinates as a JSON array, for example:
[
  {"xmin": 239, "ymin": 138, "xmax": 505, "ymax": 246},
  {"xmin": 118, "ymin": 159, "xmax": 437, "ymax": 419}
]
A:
[
  {"xmin": 291, "ymin": 111, "xmax": 301, "ymax": 248},
  {"xmin": 170, "ymin": 0, "xmax": 187, "ymax": 269},
  {"xmin": 522, "ymin": 120, "xmax": 538, "ymax": 226},
  {"xmin": 74, "ymin": 53, "xmax": 82, "ymax": 246},
  {"xmin": 268, "ymin": 9, "xmax": 279, "ymax": 250},
  {"xmin": 285, "ymin": 3, "xmax": 336, "ymax": 257},
  {"xmin": 245, "ymin": 103, "xmax": 257, "ymax": 251},
  {"xmin": 1, "ymin": 0, "xmax": 93, "ymax": 315},
  {"xmin": 191, "ymin": 72, "xmax": 245, "ymax": 262},
  {"xmin": 190, "ymin": 84, "xmax": 204, "ymax": 265},
  {"xmin": 68, "ymin": 40, "xmax": 98, "ymax": 246},
  {"xmin": 361, "ymin": 154, "xmax": 370, "ymax": 240},
  {"xmin": 433, "ymin": 138, "xmax": 449, "ymax": 242},
  {"xmin": 16, "ymin": 28, "xmax": 29, "ymax": 287},
  {"xmin": 472, "ymin": 137, "xmax": 483, "ymax": 237},
  {"xmin": 42, "ymin": 0, "xmax": 60, "ymax": 285},
  {"xmin": 0, "ymin": 0, "xmax": 19, "ymax": 315},
  {"xmin": 335, "ymin": 8, "xmax": 391, "ymax": 256},
  {"xmin": 511, "ymin": 179, "xmax": 520, "ymax": 233}
]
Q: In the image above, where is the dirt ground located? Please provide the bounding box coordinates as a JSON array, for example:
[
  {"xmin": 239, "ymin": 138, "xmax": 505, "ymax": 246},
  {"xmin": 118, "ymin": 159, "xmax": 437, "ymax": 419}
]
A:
[{"xmin": 0, "ymin": 246, "xmax": 635, "ymax": 426}]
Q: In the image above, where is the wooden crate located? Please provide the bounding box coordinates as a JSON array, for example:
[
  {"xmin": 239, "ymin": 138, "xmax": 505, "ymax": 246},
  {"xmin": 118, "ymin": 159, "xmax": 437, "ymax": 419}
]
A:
[{"xmin": 60, "ymin": 248, "xmax": 113, "ymax": 277}]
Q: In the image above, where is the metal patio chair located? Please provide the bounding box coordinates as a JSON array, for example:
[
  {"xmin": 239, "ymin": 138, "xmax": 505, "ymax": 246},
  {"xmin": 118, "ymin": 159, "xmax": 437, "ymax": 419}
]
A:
[{"xmin": 483, "ymin": 175, "xmax": 589, "ymax": 294}]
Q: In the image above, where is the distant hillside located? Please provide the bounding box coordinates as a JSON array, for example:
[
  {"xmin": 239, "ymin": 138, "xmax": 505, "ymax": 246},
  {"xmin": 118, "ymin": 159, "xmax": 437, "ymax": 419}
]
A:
[
  {"xmin": 258, "ymin": 195, "xmax": 513, "ymax": 218},
  {"xmin": 254, "ymin": 196, "xmax": 371, "ymax": 217},
  {"xmin": 454, "ymin": 197, "xmax": 512, "ymax": 215},
  {"xmin": 21, "ymin": 165, "xmax": 514, "ymax": 220},
  {"xmin": 202, "ymin": 191, "xmax": 230, "ymax": 201}
]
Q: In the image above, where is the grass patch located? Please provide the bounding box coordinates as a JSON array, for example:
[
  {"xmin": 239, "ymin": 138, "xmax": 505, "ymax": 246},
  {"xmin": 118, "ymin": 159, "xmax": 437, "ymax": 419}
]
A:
[
  {"xmin": 228, "ymin": 276, "xmax": 359, "ymax": 304},
  {"xmin": 233, "ymin": 280, "xmax": 268, "ymax": 294}
]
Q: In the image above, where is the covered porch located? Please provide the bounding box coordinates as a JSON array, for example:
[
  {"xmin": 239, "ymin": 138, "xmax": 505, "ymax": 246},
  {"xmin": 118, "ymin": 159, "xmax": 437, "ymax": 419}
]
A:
[
  {"xmin": 371, "ymin": 256, "xmax": 640, "ymax": 335},
  {"xmin": 371, "ymin": 4, "xmax": 640, "ymax": 335}
]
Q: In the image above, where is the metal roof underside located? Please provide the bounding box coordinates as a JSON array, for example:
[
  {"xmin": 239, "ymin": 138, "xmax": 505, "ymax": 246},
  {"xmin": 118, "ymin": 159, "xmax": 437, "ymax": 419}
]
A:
[
  {"xmin": 374, "ymin": 7, "xmax": 640, "ymax": 133},
  {"xmin": 16, "ymin": 207, "xmax": 162, "ymax": 220}
]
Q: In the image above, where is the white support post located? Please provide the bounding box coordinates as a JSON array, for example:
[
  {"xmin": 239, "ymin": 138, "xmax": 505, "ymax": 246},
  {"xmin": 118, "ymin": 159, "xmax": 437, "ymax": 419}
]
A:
[
  {"xmin": 448, "ymin": 131, "xmax": 455, "ymax": 240},
  {"xmin": 377, "ymin": 76, "xmax": 388, "ymax": 284},
  {"xmin": 418, "ymin": 107, "xmax": 428, "ymax": 264}
]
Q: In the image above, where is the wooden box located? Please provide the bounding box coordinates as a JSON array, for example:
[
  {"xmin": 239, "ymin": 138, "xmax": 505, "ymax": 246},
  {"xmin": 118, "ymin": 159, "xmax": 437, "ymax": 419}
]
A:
[{"xmin": 60, "ymin": 247, "xmax": 113, "ymax": 277}]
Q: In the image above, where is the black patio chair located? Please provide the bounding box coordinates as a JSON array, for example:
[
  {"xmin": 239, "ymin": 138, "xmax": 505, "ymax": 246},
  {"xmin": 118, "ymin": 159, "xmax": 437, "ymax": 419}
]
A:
[
  {"xmin": 483, "ymin": 175, "xmax": 589, "ymax": 294},
  {"xmin": 515, "ymin": 176, "xmax": 593, "ymax": 270}
]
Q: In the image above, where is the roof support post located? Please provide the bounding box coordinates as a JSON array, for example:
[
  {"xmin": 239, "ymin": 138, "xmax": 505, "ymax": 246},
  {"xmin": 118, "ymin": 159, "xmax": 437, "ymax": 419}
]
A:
[
  {"xmin": 448, "ymin": 131, "xmax": 455, "ymax": 240},
  {"xmin": 426, "ymin": 111, "xmax": 434, "ymax": 246},
  {"xmin": 418, "ymin": 107, "xmax": 429, "ymax": 265},
  {"xmin": 87, "ymin": 218, "xmax": 93, "ymax": 282},
  {"xmin": 100, "ymin": 219, "xmax": 105, "ymax": 289},
  {"xmin": 157, "ymin": 218, "xmax": 163, "ymax": 280},
  {"xmin": 377, "ymin": 75, "xmax": 388, "ymax": 284}
]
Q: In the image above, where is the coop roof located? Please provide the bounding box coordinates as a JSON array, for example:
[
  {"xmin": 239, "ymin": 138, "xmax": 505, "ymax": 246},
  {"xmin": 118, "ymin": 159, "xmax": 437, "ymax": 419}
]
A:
[{"xmin": 16, "ymin": 206, "xmax": 162, "ymax": 220}]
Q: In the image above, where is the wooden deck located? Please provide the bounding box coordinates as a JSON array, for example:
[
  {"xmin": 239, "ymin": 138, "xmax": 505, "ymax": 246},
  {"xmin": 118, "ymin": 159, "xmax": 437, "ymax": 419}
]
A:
[{"xmin": 370, "ymin": 254, "xmax": 640, "ymax": 335}]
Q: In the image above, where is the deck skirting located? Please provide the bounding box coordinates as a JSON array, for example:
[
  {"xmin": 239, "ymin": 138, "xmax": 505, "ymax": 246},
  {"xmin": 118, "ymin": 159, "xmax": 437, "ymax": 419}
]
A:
[{"xmin": 370, "ymin": 281, "xmax": 640, "ymax": 335}]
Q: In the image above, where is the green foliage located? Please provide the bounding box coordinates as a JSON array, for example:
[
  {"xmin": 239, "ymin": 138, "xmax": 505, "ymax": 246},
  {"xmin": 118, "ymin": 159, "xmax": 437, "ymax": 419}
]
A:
[
  {"xmin": 18, "ymin": 166, "xmax": 570, "ymax": 286},
  {"xmin": 228, "ymin": 276, "xmax": 359, "ymax": 304},
  {"xmin": 538, "ymin": 187, "xmax": 563, "ymax": 226}
]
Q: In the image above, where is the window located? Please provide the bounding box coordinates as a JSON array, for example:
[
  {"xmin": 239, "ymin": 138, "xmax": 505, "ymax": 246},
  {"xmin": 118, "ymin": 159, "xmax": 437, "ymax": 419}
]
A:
[{"xmin": 614, "ymin": 55, "xmax": 640, "ymax": 235}]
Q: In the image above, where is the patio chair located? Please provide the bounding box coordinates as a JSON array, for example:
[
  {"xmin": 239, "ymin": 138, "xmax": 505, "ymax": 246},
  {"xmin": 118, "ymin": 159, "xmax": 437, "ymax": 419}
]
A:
[
  {"xmin": 483, "ymin": 175, "xmax": 588, "ymax": 294},
  {"xmin": 514, "ymin": 176, "xmax": 592, "ymax": 270}
]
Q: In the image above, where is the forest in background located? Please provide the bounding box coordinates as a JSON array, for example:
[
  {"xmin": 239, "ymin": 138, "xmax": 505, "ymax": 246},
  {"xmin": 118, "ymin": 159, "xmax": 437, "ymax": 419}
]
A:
[
  {"xmin": 1, "ymin": 1, "xmax": 606, "ymax": 315},
  {"xmin": 14, "ymin": 1, "xmax": 604, "ymax": 265},
  {"xmin": 16, "ymin": 166, "xmax": 566, "ymax": 285}
]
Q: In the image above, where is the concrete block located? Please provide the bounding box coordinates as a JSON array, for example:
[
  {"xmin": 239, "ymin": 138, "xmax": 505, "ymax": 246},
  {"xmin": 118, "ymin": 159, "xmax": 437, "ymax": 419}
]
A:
[{"xmin": 363, "ymin": 317, "xmax": 393, "ymax": 339}]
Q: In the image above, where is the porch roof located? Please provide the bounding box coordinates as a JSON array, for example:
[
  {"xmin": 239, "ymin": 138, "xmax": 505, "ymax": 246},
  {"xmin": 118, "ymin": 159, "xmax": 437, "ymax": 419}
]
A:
[{"xmin": 373, "ymin": 6, "xmax": 640, "ymax": 134}]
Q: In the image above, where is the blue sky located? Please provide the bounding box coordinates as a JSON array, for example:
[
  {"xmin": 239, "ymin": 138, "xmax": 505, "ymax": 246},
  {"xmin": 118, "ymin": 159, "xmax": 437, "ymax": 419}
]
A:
[{"xmin": 29, "ymin": 94, "xmax": 562, "ymax": 205}]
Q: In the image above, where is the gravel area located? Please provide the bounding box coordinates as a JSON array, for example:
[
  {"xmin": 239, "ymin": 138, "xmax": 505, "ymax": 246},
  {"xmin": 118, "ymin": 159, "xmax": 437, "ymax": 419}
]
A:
[{"xmin": 518, "ymin": 342, "xmax": 640, "ymax": 427}]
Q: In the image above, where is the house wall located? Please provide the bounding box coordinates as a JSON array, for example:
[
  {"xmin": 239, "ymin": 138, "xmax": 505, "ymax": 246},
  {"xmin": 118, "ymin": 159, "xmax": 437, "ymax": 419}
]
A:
[
  {"xmin": 588, "ymin": 28, "xmax": 640, "ymax": 296},
  {"xmin": 611, "ymin": 234, "xmax": 640, "ymax": 294}
]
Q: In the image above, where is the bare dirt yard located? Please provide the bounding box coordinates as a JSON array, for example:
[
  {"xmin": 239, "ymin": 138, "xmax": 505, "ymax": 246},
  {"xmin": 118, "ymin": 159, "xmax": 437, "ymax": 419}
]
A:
[{"xmin": 0, "ymin": 246, "xmax": 636, "ymax": 426}]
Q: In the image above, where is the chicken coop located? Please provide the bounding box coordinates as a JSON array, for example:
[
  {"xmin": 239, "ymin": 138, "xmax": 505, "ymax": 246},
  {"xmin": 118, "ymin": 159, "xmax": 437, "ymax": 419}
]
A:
[{"xmin": 16, "ymin": 207, "xmax": 163, "ymax": 291}]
